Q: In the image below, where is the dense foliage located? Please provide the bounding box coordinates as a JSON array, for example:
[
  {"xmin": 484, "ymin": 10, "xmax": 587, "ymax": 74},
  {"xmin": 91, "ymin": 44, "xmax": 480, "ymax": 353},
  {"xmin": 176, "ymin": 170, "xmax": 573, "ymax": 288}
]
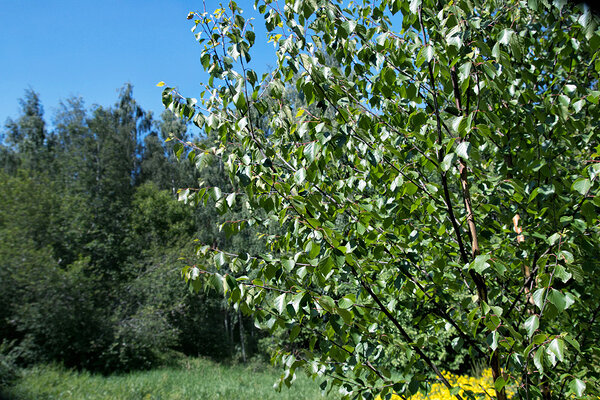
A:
[
  {"xmin": 0, "ymin": 85, "xmax": 262, "ymax": 381},
  {"xmin": 165, "ymin": 0, "xmax": 600, "ymax": 399}
]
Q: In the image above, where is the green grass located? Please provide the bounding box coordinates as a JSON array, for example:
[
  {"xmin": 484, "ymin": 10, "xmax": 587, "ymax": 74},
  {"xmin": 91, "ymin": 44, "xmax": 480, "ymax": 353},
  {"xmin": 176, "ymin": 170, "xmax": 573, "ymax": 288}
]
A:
[{"xmin": 1, "ymin": 358, "xmax": 340, "ymax": 400}]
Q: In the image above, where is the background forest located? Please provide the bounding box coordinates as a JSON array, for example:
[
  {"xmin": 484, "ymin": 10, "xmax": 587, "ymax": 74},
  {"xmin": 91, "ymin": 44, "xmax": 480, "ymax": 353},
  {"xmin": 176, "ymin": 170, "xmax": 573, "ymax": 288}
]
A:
[{"xmin": 0, "ymin": 84, "xmax": 266, "ymax": 380}]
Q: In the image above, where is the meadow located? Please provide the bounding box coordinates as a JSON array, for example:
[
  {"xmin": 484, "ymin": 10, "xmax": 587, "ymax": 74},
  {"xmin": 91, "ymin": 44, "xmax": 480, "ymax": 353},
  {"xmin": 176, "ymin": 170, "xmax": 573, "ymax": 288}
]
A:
[
  {"xmin": 1, "ymin": 356, "xmax": 518, "ymax": 400},
  {"xmin": 0, "ymin": 358, "xmax": 339, "ymax": 400}
]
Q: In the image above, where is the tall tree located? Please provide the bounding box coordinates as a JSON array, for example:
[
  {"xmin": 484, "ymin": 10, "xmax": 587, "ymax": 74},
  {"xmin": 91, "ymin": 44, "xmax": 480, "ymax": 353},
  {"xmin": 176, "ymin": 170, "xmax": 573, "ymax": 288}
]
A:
[
  {"xmin": 2, "ymin": 89, "xmax": 53, "ymax": 173},
  {"xmin": 159, "ymin": 109, "xmax": 199, "ymax": 190},
  {"xmin": 49, "ymin": 97, "xmax": 98, "ymax": 266},
  {"xmin": 167, "ymin": 1, "xmax": 600, "ymax": 399},
  {"xmin": 140, "ymin": 130, "xmax": 172, "ymax": 190},
  {"xmin": 86, "ymin": 84, "xmax": 150, "ymax": 276},
  {"xmin": 53, "ymin": 97, "xmax": 95, "ymax": 188}
]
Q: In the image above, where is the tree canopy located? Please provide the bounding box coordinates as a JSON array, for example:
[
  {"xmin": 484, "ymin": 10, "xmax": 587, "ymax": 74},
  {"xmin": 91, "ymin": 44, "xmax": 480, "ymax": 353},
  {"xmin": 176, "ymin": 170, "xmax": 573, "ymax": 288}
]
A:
[
  {"xmin": 0, "ymin": 84, "xmax": 262, "ymax": 377},
  {"xmin": 164, "ymin": 0, "xmax": 600, "ymax": 399}
]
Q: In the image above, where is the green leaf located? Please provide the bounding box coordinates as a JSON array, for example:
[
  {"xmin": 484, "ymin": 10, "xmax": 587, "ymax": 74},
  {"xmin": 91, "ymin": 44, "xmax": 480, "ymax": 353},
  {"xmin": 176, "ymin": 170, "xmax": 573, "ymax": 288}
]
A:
[
  {"xmin": 572, "ymin": 178, "xmax": 591, "ymax": 195},
  {"xmin": 291, "ymin": 293, "xmax": 304, "ymax": 314},
  {"xmin": 564, "ymin": 292, "xmax": 576, "ymax": 310},
  {"xmin": 274, "ymin": 293, "xmax": 287, "ymax": 314},
  {"xmin": 499, "ymin": 29, "xmax": 514, "ymax": 45},
  {"xmin": 226, "ymin": 192, "xmax": 236, "ymax": 207},
  {"xmin": 532, "ymin": 288, "xmax": 545, "ymax": 311},
  {"xmin": 554, "ymin": 265, "xmax": 572, "ymax": 283},
  {"xmin": 289, "ymin": 325, "xmax": 301, "ymax": 341},
  {"xmin": 534, "ymin": 346, "xmax": 544, "ymax": 373},
  {"xmin": 570, "ymin": 378, "xmax": 586, "ymax": 397},
  {"xmin": 452, "ymin": 116, "xmax": 463, "ymax": 133},
  {"xmin": 409, "ymin": 0, "xmax": 421, "ymax": 14},
  {"xmin": 524, "ymin": 315, "xmax": 539, "ymax": 338},
  {"xmin": 441, "ymin": 153, "xmax": 456, "ymax": 172},
  {"xmin": 545, "ymin": 345, "xmax": 557, "ymax": 367},
  {"xmin": 338, "ymin": 308, "xmax": 353, "ymax": 324},
  {"xmin": 341, "ymin": 20, "xmax": 356, "ymax": 35},
  {"xmin": 303, "ymin": 142, "xmax": 319, "ymax": 163},
  {"xmin": 282, "ymin": 259, "xmax": 295, "ymax": 271},
  {"xmin": 471, "ymin": 254, "xmax": 491, "ymax": 273},
  {"xmin": 559, "ymin": 250, "xmax": 574, "ymax": 264},
  {"xmin": 214, "ymin": 252, "xmax": 227, "ymax": 268},
  {"xmin": 383, "ymin": 67, "xmax": 396, "ymax": 86},
  {"xmin": 403, "ymin": 182, "xmax": 418, "ymax": 195},
  {"xmin": 425, "ymin": 45, "xmax": 434, "ymax": 63},
  {"xmin": 532, "ymin": 334, "xmax": 547, "ymax": 345},
  {"xmin": 306, "ymin": 240, "xmax": 321, "ymax": 259},
  {"xmin": 488, "ymin": 330, "xmax": 499, "ymax": 351},
  {"xmin": 564, "ymin": 333, "xmax": 581, "ymax": 352},
  {"xmin": 319, "ymin": 295, "xmax": 335, "ymax": 313},
  {"xmin": 548, "ymin": 232, "xmax": 561, "ymax": 246},
  {"xmin": 294, "ymin": 168, "xmax": 306, "ymax": 185},
  {"xmin": 527, "ymin": 0, "xmax": 538, "ymax": 10},
  {"xmin": 492, "ymin": 41, "xmax": 501, "ymax": 58},
  {"xmin": 245, "ymin": 30, "xmax": 255, "ymax": 45},
  {"xmin": 209, "ymin": 273, "xmax": 225, "ymax": 295},
  {"xmin": 548, "ymin": 289, "xmax": 567, "ymax": 312},
  {"xmin": 456, "ymin": 141, "xmax": 470, "ymax": 159},
  {"xmin": 338, "ymin": 296, "xmax": 354, "ymax": 309},
  {"xmin": 548, "ymin": 338, "xmax": 565, "ymax": 362},
  {"xmin": 210, "ymin": 187, "xmax": 223, "ymax": 201},
  {"xmin": 494, "ymin": 376, "xmax": 507, "ymax": 392}
]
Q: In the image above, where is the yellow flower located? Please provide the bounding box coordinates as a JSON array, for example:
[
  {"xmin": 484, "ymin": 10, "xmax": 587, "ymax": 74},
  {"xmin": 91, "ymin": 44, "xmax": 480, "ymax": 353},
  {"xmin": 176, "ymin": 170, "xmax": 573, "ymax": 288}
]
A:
[{"xmin": 376, "ymin": 369, "xmax": 517, "ymax": 400}]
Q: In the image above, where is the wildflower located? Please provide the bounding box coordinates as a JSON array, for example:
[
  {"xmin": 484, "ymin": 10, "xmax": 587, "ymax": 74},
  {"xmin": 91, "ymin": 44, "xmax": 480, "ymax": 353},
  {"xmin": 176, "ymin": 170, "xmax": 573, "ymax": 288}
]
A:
[{"xmin": 376, "ymin": 369, "xmax": 516, "ymax": 400}]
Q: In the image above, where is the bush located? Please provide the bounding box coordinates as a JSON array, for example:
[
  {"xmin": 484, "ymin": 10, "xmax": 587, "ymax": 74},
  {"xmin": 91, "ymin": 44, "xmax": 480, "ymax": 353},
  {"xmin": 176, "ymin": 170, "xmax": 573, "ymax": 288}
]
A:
[
  {"xmin": 11, "ymin": 259, "xmax": 112, "ymax": 370},
  {"xmin": 0, "ymin": 340, "xmax": 20, "ymax": 388},
  {"xmin": 105, "ymin": 306, "xmax": 179, "ymax": 371}
]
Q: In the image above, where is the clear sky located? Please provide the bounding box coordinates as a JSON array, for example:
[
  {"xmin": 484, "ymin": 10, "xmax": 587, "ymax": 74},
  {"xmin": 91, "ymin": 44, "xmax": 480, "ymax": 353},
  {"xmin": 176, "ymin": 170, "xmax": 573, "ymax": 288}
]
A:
[{"xmin": 0, "ymin": 0, "xmax": 276, "ymax": 128}]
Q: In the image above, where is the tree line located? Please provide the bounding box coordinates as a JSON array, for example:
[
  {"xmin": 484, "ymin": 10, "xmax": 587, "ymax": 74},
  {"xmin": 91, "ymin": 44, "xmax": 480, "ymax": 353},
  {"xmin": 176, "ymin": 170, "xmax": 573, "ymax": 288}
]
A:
[{"xmin": 0, "ymin": 84, "xmax": 265, "ymax": 379}]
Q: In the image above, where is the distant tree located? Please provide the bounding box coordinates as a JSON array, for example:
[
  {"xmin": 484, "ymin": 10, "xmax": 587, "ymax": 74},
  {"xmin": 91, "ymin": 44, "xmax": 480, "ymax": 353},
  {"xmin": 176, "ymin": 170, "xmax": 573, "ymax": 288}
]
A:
[
  {"xmin": 158, "ymin": 110, "xmax": 201, "ymax": 190},
  {"xmin": 85, "ymin": 84, "xmax": 151, "ymax": 277},
  {"xmin": 140, "ymin": 130, "xmax": 172, "ymax": 190},
  {"xmin": 165, "ymin": 1, "xmax": 600, "ymax": 399},
  {"xmin": 0, "ymin": 84, "xmax": 244, "ymax": 373},
  {"xmin": 53, "ymin": 97, "xmax": 95, "ymax": 188},
  {"xmin": 0, "ymin": 171, "xmax": 109, "ymax": 369},
  {"xmin": 2, "ymin": 89, "xmax": 52, "ymax": 173}
]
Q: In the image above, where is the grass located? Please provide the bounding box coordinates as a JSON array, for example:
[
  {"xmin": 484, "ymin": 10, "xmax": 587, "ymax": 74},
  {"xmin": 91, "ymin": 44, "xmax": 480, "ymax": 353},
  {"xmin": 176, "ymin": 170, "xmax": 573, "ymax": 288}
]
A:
[{"xmin": 0, "ymin": 357, "xmax": 339, "ymax": 400}]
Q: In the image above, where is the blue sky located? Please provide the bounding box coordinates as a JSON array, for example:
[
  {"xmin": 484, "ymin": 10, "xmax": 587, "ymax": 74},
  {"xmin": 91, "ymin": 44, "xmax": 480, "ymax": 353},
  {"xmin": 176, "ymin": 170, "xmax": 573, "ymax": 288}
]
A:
[{"xmin": 0, "ymin": 0, "xmax": 276, "ymax": 127}]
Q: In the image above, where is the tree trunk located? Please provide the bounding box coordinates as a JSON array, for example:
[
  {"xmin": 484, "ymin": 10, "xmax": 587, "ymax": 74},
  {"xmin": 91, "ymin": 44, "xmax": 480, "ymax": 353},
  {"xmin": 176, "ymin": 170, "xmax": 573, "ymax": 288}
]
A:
[{"xmin": 238, "ymin": 309, "xmax": 247, "ymax": 363}]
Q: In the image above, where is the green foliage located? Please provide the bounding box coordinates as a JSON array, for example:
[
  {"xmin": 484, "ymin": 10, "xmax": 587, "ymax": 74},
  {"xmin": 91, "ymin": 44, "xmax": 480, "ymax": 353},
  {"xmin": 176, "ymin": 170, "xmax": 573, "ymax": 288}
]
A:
[
  {"xmin": 168, "ymin": 1, "xmax": 600, "ymax": 399},
  {"xmin": 11, "ymin": 260, "xmax": 111, "ymax": 370},
  {"xmin": 105, "ymin": 306, "xmax": 179, "ymax": 372},
  {"xmin": 129, "ymin": 182, "xmax": 196, "ymax": 250},
  {"xmin": 2, "ymin": 89, "xmax": 51, "ymax": 173},
  {"xmin": 0, "ymin": 341, "xmax": 20, "ymax": 389},
  {"xmin": 0, "ymin": 84, "xmax": 266, "ymax": 374}
]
